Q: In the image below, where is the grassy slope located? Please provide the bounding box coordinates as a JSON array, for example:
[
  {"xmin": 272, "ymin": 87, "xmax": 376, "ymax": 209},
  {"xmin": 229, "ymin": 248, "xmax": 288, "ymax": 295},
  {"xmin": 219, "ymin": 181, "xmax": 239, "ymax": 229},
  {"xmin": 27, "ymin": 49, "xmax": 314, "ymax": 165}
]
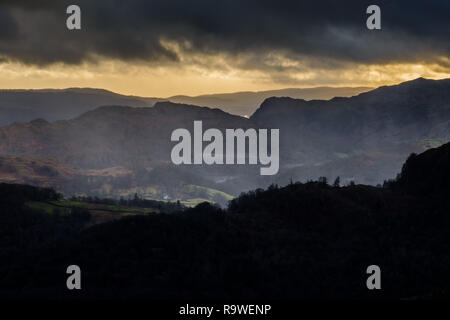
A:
[{"xmin": 25, "ymin": 200, "xmax": 159, "ymax": 225}]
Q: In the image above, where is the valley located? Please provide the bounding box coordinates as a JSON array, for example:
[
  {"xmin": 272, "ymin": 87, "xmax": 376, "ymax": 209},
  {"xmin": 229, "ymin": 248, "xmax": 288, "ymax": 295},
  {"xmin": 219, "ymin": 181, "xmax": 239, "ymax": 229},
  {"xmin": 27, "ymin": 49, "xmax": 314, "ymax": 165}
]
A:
[
  {"xmin": 1, "ymin": 140, "xmax": 449, "ymax": 299},
  {"xmin": 0, "ymin": 78, "xmax": 449, "ymax": 205}
]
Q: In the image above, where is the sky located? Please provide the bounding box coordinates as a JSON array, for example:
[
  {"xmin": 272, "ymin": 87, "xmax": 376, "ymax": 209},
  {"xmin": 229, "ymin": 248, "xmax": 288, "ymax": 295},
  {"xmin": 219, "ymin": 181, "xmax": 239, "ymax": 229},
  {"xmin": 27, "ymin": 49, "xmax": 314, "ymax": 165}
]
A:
[{"xmin": 0, "ymin": 0, "xmax": 449, "ymax": 97}]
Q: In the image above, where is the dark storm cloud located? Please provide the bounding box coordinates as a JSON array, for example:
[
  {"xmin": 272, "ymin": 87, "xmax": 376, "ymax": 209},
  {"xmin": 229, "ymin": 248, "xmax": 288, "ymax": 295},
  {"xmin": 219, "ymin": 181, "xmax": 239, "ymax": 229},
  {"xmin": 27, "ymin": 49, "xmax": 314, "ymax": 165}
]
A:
[
  {"xmin": 0, "ymin": 9, "xmax": 18, "ymax": 41},
  {"xmin": 0, "ymin": 0, "xmax": 448, "ymax": 67}
]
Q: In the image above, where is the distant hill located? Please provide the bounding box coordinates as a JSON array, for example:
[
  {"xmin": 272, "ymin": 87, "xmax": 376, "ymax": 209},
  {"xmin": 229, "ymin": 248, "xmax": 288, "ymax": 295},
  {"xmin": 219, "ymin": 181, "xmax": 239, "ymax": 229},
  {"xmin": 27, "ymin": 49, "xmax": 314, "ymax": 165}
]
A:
[
  {"xmin": 0, "ymin": 88, "xmax": 157, "ymax": 126},
  {"xmin": 166, "ymin": 86, "xmax": 372, "ymax": 117},
  {"xmin": 0, "ymin": 102, "xmax": 252, "ymax": 203},
  {"xmin": 0, "ymin": 86, "xmax": 371, "ymax": 125},
  {"xmin": 0, "ymin": 78, "xmax": 449, "ymax": 201},
  {"xmin": 252, "ymin": 78, "xmax": 450, "ymax": 185},
  {"xmin": 252, "ymin": 78, "xmax": 450, "ymax": 146},
  {"xmin": 0, "ymin": 102, "xmax": 252, "ymax": 169}
]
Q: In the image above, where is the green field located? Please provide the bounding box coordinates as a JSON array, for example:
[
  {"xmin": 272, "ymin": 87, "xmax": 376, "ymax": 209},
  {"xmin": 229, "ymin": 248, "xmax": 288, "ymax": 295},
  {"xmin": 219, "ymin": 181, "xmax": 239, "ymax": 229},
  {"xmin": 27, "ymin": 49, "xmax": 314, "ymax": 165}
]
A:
[
  {"xmin": 334, "ymin": 152, "xmax": 350, "ymax": 159},
  {"xmin": 113, "ymin": 184, "xmax": 234, "ymax": 207},
  {"xmin": 179, "ymin": 198, "xmax": 212, "ymax": 206},
  {"xmin": 25, "ymin": 200, "xmax": 159, "ymax": 225},
  {"xmin": 26, "ymin": 201, "xmax": 72, "ymax": 214},
  {"xmin": 183, "ymin": 185, "xmax": 234, "ymax": 201}
]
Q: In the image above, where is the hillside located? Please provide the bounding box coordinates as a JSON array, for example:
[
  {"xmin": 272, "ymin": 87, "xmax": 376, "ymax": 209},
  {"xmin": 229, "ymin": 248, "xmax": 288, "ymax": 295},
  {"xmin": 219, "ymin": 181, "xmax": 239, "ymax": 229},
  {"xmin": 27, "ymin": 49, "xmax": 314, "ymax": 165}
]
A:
[
  {"xmin": 0, "ymin": 102, "xmax": 252, "ymax": 169},
  {"xmin": 0, "ymin": 78, "xmax": 449, "ymax": 201},
  {"xmin": 0, "ymin": 86, "xmax": 371, "ymax": 125},
  {"xmin": 394, "ymin": 142, "xmax": 450, "ymax": 195},
  {"xmin": 0, "ymin": 155, "xmax": 234, "ymax": 207},
  {"xmin": 0, "ymin": 88, "xmax": 156, "ymax": 126},
  {"xmin": 1, "ymin": 142, "xmax": 449, "ymax": 300},
  {"xmin": 166, "ymin": 86, "xmax": 371, "ymax": 117},
  {"xmin": 252, "ymin": 78, "xmax": 450, "ymax": 185},
  {"xmin": 252, "ymin": 78, "xmax": 450, "ymax": 148},
  {"xmin": 0, "ymin": 103, "xmax": 249, "ymax": 204}
]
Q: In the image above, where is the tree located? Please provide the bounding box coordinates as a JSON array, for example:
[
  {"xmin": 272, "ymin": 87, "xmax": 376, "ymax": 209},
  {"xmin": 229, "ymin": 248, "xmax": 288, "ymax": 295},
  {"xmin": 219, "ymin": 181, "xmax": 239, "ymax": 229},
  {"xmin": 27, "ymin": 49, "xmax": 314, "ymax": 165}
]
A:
[
  {"xmin": 333, "ymin": 176, "xmax": 341, "ymax": 187},
  {"xmin": 318, "ymin": 176, "xmax": 328, "ymax": 185}
]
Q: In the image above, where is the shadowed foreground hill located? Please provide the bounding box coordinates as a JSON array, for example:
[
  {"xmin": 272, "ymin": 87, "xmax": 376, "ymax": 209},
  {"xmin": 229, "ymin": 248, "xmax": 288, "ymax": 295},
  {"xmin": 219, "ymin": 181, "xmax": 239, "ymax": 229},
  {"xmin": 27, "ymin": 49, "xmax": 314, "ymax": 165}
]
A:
[
  {"xmin": 0, "ymin": 143, "xmax": 449, "ymax": 300},
  {"xmin": 394, "ymin": 142, "xmax": 450, "ymax": 195}
]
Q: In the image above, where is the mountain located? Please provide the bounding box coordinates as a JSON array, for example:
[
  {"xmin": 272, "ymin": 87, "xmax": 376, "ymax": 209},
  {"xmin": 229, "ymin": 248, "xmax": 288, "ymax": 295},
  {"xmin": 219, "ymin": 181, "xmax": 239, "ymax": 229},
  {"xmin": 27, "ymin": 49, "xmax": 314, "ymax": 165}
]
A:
[
  {"xmin": 0, "ymin": 88, "xmax": 158, "ymax": 126},
  {"xmin": 0, "ymin": 78, "xmax": 449, "ymax": 201},
  {"xmin": 0, "ymin": 102, "xmax": 254, "ymax": 203},
  {"xmin": 165, "ymin": 86, "xmax": 372, "ymax": 117},
  {"xmin": 0, "ymin": 102, "xmax": 252, "ymax": 169},
  {"xmin": 0, "ymin": 86, "xmax": 371, "ymax": 126},
  {"xmin": 252, "ymin": 78, "xmax": 450, "ymax": 150},
  {"xmin": 252, "ymin": 77, "xmax": 450, "ymax": 185}
]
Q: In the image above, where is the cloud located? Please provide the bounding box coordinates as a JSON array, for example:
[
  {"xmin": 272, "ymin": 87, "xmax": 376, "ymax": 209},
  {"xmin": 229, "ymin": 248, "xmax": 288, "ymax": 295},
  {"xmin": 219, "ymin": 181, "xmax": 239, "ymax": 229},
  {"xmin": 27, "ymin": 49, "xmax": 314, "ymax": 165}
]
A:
[
  {"xmin": 0, "ymin": 8, "xmax": 19, "ymax": 41},
  {"xmin": 0, "ymin": 0, "xmax": 448, "ymax": 77}
]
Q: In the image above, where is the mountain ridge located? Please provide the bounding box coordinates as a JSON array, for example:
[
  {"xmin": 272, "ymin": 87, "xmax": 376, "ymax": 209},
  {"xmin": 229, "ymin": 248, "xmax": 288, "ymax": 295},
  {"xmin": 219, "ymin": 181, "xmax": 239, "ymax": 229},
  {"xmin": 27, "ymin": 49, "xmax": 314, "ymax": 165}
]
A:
[
  {"xmin": 0, "ymin": 85, "xmax": 372, "ymax": 125},
  {"xmin": 0, "ymin": 78, "xmax": 449, "ymax": 201}
]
